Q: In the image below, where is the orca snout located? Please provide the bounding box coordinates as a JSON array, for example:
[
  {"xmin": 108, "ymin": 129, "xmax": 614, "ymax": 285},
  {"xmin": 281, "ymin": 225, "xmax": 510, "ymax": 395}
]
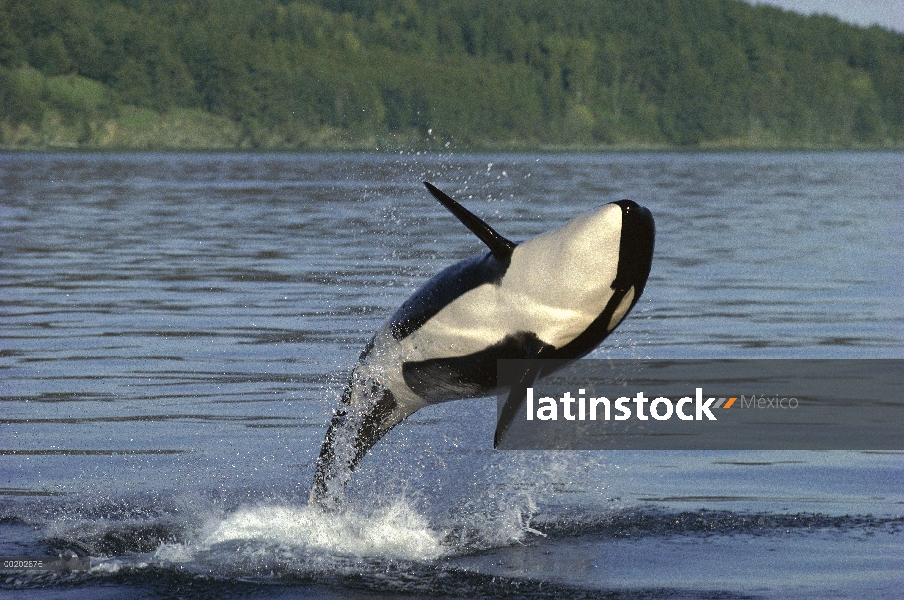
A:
[
  {"xmin": 615, "ymin": 199, "xmax": 655, "ymax": 237},
  {"xmin": 611, "ymin": 200, "xmax": 655, "ymax": 296}
]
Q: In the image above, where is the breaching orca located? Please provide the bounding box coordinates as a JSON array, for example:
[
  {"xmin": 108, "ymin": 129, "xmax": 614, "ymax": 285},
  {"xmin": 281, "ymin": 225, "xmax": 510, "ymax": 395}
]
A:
[{"xmin": 309, "ymin": 182, "xmax": 654, "ymax": 509}]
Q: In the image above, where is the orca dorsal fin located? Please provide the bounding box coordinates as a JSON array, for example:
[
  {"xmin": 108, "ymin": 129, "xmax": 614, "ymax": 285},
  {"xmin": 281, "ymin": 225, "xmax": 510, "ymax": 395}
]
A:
[{"xmin": 423, "ymin": 181, "xmax": 516, "ymax": 261}]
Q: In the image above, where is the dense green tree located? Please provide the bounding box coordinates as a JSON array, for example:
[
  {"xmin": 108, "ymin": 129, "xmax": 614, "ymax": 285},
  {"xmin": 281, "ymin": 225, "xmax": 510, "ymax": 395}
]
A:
[{"xmin": 1, "ymin": 0, "xmax": 902, "ymax": 146}]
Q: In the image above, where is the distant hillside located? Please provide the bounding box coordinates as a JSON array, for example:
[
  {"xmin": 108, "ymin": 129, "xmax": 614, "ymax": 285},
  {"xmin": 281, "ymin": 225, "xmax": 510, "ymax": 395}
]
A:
[{"xmin": 2, "ymin": 0, "xmax": 903, "ymax": 150}]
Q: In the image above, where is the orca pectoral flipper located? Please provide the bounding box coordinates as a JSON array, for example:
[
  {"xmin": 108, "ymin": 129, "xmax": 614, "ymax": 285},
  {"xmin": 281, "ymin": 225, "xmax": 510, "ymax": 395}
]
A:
[
  {"xmin": 494, "ymin": 346, "xmax": 554, "ymax": 448},
  {"xmin": 423, "ymin": 181, "xmax": 516, "ymax": 261}
]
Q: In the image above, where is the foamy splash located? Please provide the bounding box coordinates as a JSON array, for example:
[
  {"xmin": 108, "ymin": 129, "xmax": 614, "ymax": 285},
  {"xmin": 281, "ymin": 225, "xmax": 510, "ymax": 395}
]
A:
[
  {"xmin": 54, "ymin": 492, "xmax": 548, "ymax": 577},
  {"xmin": 152, "ymin": 500, "xmax": 448, "ymax": 566}
]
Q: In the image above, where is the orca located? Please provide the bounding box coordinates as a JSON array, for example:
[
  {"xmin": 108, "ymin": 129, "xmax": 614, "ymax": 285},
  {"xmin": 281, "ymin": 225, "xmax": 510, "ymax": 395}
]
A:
[{"xmin": 309, "ymin": 182, "xmax": 654, "ymax": 509}]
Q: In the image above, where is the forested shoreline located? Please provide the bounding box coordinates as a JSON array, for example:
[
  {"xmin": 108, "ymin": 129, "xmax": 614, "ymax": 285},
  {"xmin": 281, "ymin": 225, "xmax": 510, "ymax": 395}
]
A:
[{"xmin": 2, "ymin": 0, "xmax": 903, "ymax": 151}]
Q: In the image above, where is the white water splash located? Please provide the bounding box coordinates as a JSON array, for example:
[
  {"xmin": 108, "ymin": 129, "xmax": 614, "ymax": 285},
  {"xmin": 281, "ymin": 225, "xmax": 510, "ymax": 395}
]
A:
[{"xmin": 154, "ymin": 499, "xmax": 447, "ymax": 565}]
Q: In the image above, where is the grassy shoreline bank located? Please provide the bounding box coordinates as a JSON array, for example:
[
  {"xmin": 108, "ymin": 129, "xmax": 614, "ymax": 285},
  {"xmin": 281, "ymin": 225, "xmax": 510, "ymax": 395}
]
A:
[{"xmin": 4, "ymin": 105, "xmax": 903, "ymax": 153}]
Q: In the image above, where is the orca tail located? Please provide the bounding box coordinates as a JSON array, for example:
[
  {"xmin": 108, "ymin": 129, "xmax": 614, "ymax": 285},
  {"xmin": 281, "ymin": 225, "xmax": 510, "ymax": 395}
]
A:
[{"xmin": 423, "ymin": 181, "xmax": 516, "ymax": 261}]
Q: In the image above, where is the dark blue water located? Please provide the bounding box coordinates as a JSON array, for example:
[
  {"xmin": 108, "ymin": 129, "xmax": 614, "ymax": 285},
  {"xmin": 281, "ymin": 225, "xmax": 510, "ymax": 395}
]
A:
[{"xmin": 1, "ymin": 152, "xmax": 902, "ymax": 598}]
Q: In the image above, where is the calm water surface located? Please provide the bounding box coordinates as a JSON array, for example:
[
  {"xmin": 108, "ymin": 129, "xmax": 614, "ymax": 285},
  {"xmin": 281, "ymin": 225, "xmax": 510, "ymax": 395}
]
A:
[{"xmin": 1, "ymin": 152, "xmax": 902, "ymax": 598}]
